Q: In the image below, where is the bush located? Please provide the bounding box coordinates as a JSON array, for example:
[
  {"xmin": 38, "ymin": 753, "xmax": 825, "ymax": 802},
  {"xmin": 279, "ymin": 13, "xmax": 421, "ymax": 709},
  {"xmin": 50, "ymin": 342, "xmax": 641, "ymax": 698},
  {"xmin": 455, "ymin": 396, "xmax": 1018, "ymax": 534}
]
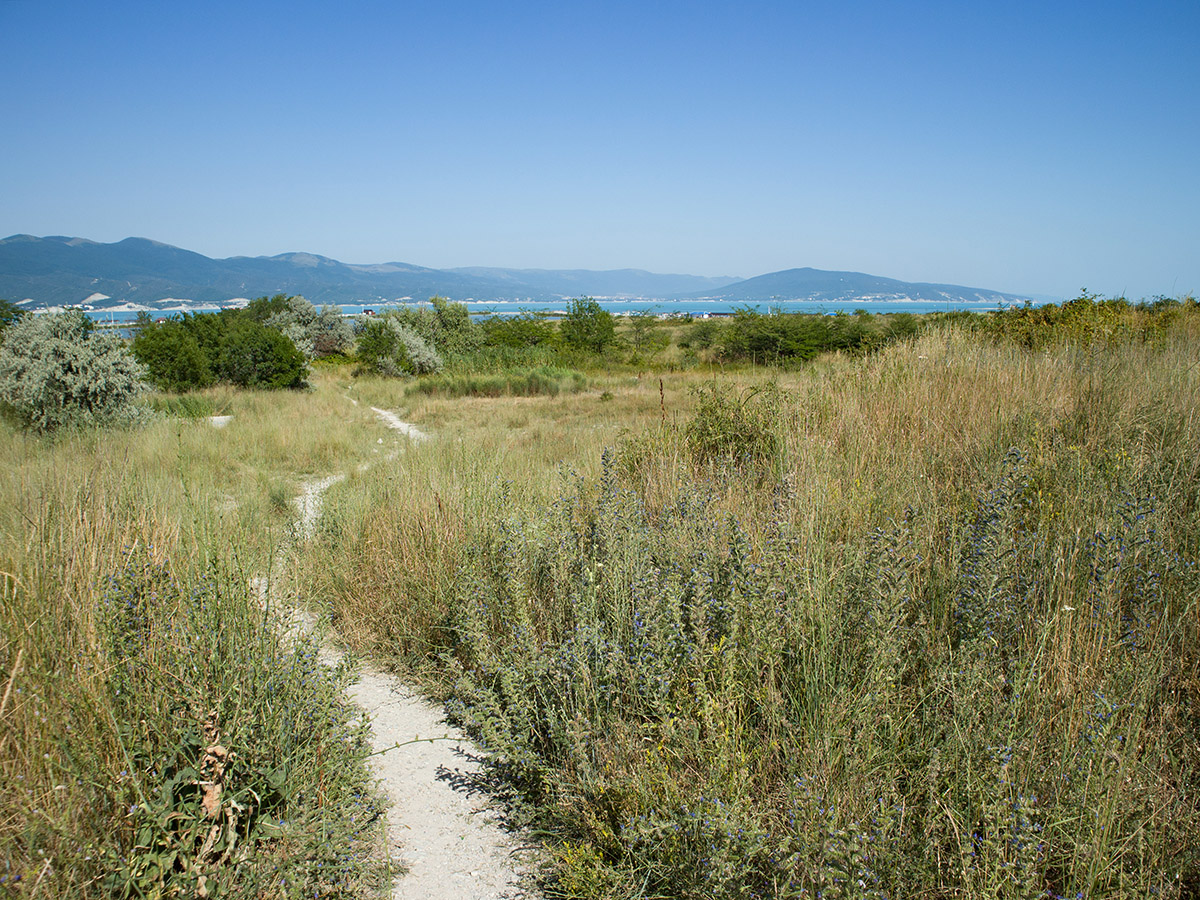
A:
[
  {"xmin": 132, "ymin": 319, "xmax": 213, "ymax": 391},
  {"xmin": 0, "ymin": 310, "xmax": 147, "ymax": 431},
  {"xmin": 681, "ymin": 311, "xmax": 917, "ymax": 363},
  {"xmin": 214, "ymin": 317, "xmax": 308, "ymax": 388},
  {"xmin": 719, "ymin": 308, "xmax": 836, "ymax": 362},
  {"xmin": 685, "ymin": 381, "xmax": 784, "ymax": 474},
  {"xmin": 679, "ymin": 318, "xmax": 720, "ymax": 350},
  {"xmin": 977, "ymin": 291, "xmax": 1190, "ymax": 350},
  {"xmin": 480, "ymin": 311, "xmax": 556, "ymax": 349},
  {"xmin": 310, "ymin": 305, "xmax": 355, "ymax": 357},
  {"xmin": 354, "ymin": 316, "xmax": 444, "ymax": 376}
]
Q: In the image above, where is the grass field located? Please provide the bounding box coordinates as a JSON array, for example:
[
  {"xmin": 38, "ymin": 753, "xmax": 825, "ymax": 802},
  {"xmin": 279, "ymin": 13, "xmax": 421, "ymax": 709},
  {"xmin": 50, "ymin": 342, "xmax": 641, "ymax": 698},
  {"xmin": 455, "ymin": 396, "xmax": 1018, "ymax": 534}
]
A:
[{"xmin": 3, "ymin": 300, "xmax": 1198, "ymax": 897}]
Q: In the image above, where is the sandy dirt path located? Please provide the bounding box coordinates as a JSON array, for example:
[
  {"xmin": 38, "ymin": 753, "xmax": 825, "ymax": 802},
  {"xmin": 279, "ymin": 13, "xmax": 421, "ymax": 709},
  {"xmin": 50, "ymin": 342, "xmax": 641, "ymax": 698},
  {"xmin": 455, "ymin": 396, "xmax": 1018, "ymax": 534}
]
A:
[{"xmin": 290, "ymin": 407, "xmax": 534, "ymax": 900}]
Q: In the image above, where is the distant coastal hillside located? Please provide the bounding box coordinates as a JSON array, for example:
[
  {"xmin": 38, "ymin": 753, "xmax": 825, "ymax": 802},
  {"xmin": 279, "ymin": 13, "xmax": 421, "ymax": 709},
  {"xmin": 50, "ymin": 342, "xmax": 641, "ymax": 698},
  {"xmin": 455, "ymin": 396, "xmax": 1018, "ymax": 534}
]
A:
[{"xmin": 0, "ymin": 234, "xmax": 1038, "ymax": 310}]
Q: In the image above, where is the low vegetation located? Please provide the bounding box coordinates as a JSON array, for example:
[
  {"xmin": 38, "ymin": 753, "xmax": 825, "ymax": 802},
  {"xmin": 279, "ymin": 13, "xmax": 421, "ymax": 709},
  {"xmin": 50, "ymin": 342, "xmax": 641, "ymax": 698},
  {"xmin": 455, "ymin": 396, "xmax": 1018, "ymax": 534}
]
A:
[
  {"xmin": 405, "ymin": 366, "xmax": 586, "ymax": 399},
  {"xmin": 303, "ymin": 294, "xmax": 1200, "ymax": 898},
  {"xmin": 3, "ymin": 291, "xmax": 1198, "ymax": 897},
  {"xmin": 0, "ymin": 387, "xmax": 392, "ymax": 896}
]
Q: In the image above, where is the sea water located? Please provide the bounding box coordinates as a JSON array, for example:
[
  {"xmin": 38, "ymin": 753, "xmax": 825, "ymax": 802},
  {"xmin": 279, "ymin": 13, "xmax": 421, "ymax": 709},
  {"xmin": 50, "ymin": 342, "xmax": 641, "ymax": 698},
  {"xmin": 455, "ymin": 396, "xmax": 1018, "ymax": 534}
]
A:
[{"xmin": 86, "ymin": 295, "xmax": 1004, "ymax": 326}]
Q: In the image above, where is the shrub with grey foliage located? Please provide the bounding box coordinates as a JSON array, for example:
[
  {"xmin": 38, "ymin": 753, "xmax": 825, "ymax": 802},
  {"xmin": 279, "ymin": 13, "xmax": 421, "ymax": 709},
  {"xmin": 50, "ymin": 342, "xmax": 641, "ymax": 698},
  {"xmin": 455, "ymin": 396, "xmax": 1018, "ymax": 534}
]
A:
[
  {"xmin": 310, "ymin": 305, "xmax": 354, "ymax": 357},
  {"xmin": 0, "ymin": 310, "xmax": 147, "ymax": 431},
  {"xmin": 354, "ymin": 316, "xmax": 444, "ymax": 376},
  {"xmin": 263, "ymin": 295, "xmax": 353, "ymax": 359}
]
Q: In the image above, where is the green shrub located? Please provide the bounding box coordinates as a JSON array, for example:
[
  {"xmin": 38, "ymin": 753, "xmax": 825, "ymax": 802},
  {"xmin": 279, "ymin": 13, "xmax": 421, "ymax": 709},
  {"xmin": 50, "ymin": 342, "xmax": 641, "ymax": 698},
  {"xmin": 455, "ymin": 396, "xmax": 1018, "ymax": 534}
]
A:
[
  {"xmin": 214, "ymin": 317, "xmax": 308, "ymax": 388},
  {"xmin": 718, "ymin": 309, "xmax": 835, "ymax": 362},
  {"xmin": 978, "ymin": 290, "xmax": 1195, "ymax": 350},
  {"xmin": 132, "ymin": 319, "xmax": 213, "ymax": 391},
  {"xmin": 132, "ymin": 311, "xmax": 307, "ymax": 391},
  {"xmin": 0, "ymin": 309, "xmax": 147, "ymax": 431},
  {"xmin": 480, "ymin": 311, "xmax": 556, "ymax": 349},
  {"xmin": 680, "ymin": 311, "xmax": 921, "ymax": 363},
  {"xmin": 243, "ymin": 293, "xmax": 293, "ymax": 323},
  {"xmin": 678, "ymin": 318, "xmax": 720, "ymax": 350}
]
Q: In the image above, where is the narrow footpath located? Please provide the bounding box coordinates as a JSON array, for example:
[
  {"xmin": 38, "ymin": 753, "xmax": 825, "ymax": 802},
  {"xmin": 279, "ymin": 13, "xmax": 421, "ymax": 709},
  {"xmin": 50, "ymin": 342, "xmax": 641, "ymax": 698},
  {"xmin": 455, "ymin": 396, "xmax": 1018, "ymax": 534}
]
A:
[{"xmin": 290, "ymin": 407, "xmax": 536, "ymax": 900}]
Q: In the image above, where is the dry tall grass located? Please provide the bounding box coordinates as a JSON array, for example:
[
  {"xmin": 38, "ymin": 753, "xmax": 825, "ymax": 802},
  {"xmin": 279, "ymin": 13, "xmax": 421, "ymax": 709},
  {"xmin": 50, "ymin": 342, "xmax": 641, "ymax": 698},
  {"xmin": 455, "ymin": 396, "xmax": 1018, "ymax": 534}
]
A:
[
  {"xmin": 0, "ymin": 381, "xmax": 390, "ymax": 896},
  {"xmin": 302, "ymin": 317, "xmax": 1200, "ymax": 897}
]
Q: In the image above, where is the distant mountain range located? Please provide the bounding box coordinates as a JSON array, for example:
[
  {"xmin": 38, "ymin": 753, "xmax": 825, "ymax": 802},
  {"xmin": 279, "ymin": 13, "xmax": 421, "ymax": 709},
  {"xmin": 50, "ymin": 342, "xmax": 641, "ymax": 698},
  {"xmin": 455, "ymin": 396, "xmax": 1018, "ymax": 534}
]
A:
[{"xmin": 0, "ymin": 234, "xmax": 1037, "ymax": 310}]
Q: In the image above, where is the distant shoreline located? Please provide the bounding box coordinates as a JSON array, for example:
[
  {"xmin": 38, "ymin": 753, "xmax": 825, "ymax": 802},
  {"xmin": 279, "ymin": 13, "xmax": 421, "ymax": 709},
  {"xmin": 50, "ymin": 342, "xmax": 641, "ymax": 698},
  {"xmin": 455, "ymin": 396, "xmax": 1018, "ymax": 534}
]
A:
[{"xmin": 67, "ymin": 296, "xmax": 1007, "ymax": 325}]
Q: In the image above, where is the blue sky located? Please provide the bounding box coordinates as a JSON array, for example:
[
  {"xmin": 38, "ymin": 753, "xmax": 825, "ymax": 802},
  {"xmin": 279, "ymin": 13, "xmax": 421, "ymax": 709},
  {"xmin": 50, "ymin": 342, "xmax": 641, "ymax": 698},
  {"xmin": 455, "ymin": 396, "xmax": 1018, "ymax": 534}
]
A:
[{"xmin": 2, "ymin": 0, "xmax": 1197, "ymax": 299}]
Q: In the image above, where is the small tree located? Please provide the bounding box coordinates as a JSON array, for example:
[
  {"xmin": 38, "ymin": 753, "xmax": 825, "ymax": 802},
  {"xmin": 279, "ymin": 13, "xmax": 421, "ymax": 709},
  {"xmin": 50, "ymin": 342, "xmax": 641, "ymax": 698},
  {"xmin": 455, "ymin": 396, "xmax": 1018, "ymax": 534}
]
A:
[
  {"xmin": 0, "ymin": 310, "xmax": 146, "ymax": 431},
  {"xmin": 378, "ymin": 297, "xmax": 480, "ymax": 356},
  {"xmin": 428, "ymin": 296, "xmax": 481, "ymax": 354},
  {"xmin": 261, "ymin": 295, "xmax": 317, "ymax": 358},
  {"xmin": 559, "ymin": 298, "xmax": 617, "ymax": 354},
  {"xmin": 481, "ymin": 311, "xmax": 555, "ymax": 349},
  {"xmin": 251, "ymin": 295, "xmax": 352, "ymax": 359},
  {"xmin": 243, "ymin": 293, "xmax": 293, "ymax": 323},
  {"xmin": 627, "ymin": 309, "xmax": 670, "ymax": 361}
]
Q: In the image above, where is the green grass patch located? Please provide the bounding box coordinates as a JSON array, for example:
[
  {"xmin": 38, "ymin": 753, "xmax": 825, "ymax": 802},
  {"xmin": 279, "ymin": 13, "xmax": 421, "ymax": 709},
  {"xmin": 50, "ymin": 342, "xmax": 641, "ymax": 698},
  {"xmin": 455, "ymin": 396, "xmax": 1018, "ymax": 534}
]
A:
[
  {"xmin": 141, "ymin": 393, "xmax": 218, "ymax": 419},
  {"xmin": 405, "ymin": 367, "xmax": 587, "ymax": 399}
]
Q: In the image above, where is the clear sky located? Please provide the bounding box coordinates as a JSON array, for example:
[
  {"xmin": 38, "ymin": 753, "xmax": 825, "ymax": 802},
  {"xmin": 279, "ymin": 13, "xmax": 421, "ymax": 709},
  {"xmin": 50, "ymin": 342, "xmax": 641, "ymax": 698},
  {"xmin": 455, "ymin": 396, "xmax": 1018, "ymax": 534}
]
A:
[{"xmin": 2, "ymin": 0, "xmax": 1196, "ymax": 299}]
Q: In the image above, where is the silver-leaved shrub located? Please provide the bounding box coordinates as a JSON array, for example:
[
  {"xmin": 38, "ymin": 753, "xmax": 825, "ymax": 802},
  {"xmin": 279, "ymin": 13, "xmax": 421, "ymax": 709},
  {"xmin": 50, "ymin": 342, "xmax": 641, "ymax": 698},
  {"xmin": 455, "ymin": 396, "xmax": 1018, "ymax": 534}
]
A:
[
  {"xmin": 264, "ymin": 295, "xmax": 353, "ymax": 360},
  {"xmin": 0, "ymin": 310, "xmax": 147, "ymax": 431},
  {"xmin": 355, "ymin": 316, "xmax": 443, "ymax": 376}
]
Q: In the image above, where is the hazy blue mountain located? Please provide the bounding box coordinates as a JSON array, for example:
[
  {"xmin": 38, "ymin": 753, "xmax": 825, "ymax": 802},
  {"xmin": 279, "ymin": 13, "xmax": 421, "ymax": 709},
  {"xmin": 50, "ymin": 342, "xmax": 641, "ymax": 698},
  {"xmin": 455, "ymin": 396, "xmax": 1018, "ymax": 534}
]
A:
[
  {"xmin": 0, "ymin": 235, "xmax": 533, "ymax": 308},
  {"xmin": 0, "ymin": 235, "xmax": 1035, "ymax": 310},
  {"xmin": 448, "ymin": 267, "xmax": 740, "ymax": 298},
  {"xmin": 694, "ymin": 267, "xmax": 1034, "ymax": 305}
]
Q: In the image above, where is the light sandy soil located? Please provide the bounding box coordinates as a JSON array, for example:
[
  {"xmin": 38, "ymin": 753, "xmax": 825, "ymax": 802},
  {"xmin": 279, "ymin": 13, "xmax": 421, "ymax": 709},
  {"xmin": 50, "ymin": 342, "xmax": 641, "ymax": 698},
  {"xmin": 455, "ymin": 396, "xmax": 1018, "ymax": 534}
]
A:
[
  {"xmin": 346, "ymin": 676, "xmax": 535, "ymax": 900},
  {"xmin": 371, "ymin": 407, "xmax": 429, "ymax": 443},
  {"xmin": 289, "ymin": 407, "xmax": 535, "ymax": 900}
]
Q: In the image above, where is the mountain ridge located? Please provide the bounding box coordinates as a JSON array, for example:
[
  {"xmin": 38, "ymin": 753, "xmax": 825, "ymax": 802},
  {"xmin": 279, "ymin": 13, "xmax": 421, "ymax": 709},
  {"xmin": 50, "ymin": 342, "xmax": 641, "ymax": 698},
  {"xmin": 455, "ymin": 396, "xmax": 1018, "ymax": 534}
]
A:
[
  {"xmin": 689, "ymin": 266, "xmax": 1027, "ymax": 305},
  {"xmin": 0, "ymin": 234, "xmax": 1039, "ymax": 309}
]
